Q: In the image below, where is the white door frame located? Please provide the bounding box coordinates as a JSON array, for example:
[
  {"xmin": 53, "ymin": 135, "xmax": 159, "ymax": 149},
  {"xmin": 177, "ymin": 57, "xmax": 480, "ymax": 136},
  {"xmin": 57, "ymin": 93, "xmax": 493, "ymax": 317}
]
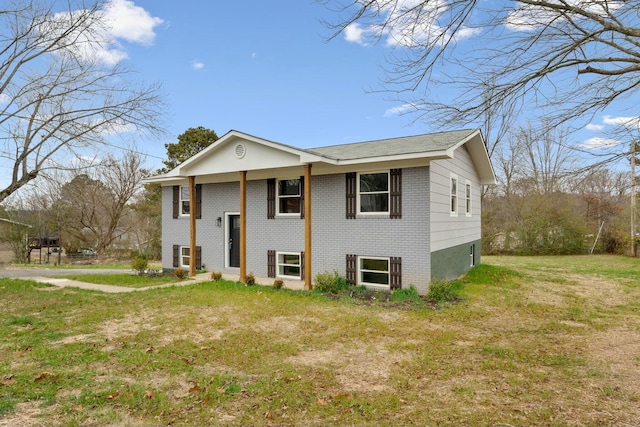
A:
[{"xmin": 224, "ymin": 211, "xmax": 240, "ymax": 269}]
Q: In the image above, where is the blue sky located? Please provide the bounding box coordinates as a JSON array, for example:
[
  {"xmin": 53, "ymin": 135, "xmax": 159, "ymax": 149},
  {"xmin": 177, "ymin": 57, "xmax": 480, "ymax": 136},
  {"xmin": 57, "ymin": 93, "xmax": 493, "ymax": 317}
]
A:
[
  {"xmin": 107, "ymin": 0, "xmax": 425, "ymax": 169},
  {"xmin": 98, "ymin": 0, "xmax": 637, "ymax": 172},
  {"xmin": 2, "ymin": 0, "xmax": 637, "ymax": 184}
]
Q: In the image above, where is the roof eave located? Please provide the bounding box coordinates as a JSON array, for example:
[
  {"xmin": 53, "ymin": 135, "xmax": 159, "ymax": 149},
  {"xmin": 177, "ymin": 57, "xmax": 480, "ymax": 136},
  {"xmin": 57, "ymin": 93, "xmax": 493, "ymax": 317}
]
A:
[{"xmin": 329, "ymin": 151, "xmax": 452, "ymax": 166}]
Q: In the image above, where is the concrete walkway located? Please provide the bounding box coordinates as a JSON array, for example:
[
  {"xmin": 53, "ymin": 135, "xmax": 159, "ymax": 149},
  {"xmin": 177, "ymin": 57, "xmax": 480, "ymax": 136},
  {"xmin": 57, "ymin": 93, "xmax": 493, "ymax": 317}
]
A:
[{"xmin": 23, "ymin": 272, "xmax": 305, "ymax": 293}]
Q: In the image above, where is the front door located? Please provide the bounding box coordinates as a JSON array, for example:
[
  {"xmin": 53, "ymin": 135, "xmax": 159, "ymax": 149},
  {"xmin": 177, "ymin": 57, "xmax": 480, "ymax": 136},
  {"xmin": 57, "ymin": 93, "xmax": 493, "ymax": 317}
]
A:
[{"xmin": 228, "ymin": 214, "xmax": 240, "ymax": 268}]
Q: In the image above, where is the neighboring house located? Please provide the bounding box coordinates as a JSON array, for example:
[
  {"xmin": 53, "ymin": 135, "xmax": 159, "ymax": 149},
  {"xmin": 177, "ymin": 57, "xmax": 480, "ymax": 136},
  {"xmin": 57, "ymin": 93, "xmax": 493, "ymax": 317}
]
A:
[{"xmin": 145, "ymin": 129, "xmax": 496, "ymax": 295}]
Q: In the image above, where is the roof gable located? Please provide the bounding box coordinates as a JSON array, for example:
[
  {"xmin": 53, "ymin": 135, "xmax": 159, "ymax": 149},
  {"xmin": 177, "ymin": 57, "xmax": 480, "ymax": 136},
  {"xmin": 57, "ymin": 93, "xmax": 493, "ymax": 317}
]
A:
[{"xmin": 168, "ymin": 130, "xmax": 325, "ymax": 178}]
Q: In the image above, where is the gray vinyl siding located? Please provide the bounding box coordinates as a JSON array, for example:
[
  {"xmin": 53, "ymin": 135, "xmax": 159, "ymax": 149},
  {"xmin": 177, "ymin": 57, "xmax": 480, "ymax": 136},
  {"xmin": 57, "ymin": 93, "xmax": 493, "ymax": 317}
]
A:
[
  {"xmin": 429, "ymin": 145, "xmax": 482, "ymax": 252},
  {"xmin": 162, "ymin": 166, "xmax": 432, "ymax": 294}
]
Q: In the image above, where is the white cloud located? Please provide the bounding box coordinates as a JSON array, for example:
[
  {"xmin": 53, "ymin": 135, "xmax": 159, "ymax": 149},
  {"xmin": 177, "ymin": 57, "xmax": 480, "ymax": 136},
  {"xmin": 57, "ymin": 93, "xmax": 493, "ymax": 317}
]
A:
[
  {"xmin": 602, "ymin": 114, "xmax": 640, "ymax": 128},
  {"xmin": 0, "ymin": 93, "xmax": 10, "ymax": 104},
  {"xmin": 454, "ymin": 26, "xmax": 482, "ymax": 41},
  {"xmin": 103, "ymin": 0, "xmax": 163, "ymax": 46},
  {"xmin": 505, "ymin": 1, "xmax": 623, "ymax": 31},
  {"xmin": 384, "ymin": 103, "xmax": 416, "ymax": 117},
  {"xmin": 344, "ymin": 0, "xmax": 477, "ymax": 48},
  {"xmin": 585, "ymin": 123, "xmax": 604, "ymax": 131},
  {"xmin": 191, "ymin": 61, "xmax": 205, "ymax": 70},
  {"xmin": 345, "ymin": 23, "xmax": 367, "ymax": 45},
  {"xmin": 579, "ymin": 137, "xmax": 621, "ymax": 150},
  {"xmin": 47, "ymin": 0, "xmax": 163, "ymax": 65}
]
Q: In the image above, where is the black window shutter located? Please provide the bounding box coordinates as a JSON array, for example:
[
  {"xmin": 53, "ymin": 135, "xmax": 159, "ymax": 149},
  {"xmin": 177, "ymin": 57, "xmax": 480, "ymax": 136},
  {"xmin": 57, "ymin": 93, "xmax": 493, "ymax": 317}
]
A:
[
  {"xmin": 195, "ymin": 246, "xmax": 202, "ymax": 270},
  {"xmin": 195, "ymin": 184, "xmax": 202, "ymax": 219},
  {"xmin": 346, "ymin": 254, "xmax": 357, "ymax": 285},
  {"xmin": 267, "ymin": 179, "xmax": 276, "ymax": 219},
  {"xmin": 299, "ymin": 175, "xmax": 305, "ymax": 219},
  {"xmin": 173, "ymin": 245, "xmax": 179, "ymax": 267},
  {"xmin": 346, "ymin": 172, "xmax": 356, "ymax": 219},
  {"xmin": 390, "ymin": 257, "xmax": 402, "ymax": 290},
  {"xmin": 172, "ymin": 186, "xmax": 179, "ymax": 219},
  {"xmin": 267, "ymin": 250, "xmax": 276, "ymax": 278},
  {"xmin": 390, "ymin": 169, "xmax": 402, "ymax": 219},
  {"xmin": 300, "ymin": 251, "xmax": 305, "ymax": 279}
]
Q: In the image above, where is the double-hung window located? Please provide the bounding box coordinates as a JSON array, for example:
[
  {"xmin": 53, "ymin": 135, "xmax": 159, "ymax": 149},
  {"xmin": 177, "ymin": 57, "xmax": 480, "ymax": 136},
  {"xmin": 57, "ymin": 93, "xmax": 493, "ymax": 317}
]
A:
[
  {"xmin": 180, "ymin": 186, "xmax": 190, "ymax": 216},
  {"xmin": 465, "ymin": 181, "xmax": 472, "ymax": 216},
  {"xmin": 358, "ymin": 172, "xmax": 389, "ymax": 214},
  {"xmin": 180, "ymin": 246, "xmax": 190, "ymax": 268},
  {"xmin": 450, "ymin": 174, "xmax": 458, "ymax": 216},
  {"xmin": 358, "ymin": 256, "xmax": 389, "ymax": 288},
  {"xmin": 278, "ymin": 179, "xmax": 301, "ymax": 215},
  {"xmin": 277, "ymin": 252, "xmax": 301, "ymax": 278}
]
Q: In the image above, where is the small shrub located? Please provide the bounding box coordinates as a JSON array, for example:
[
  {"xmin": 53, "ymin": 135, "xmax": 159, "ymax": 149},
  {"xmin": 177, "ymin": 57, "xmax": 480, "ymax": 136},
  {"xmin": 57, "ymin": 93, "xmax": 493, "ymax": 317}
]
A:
[
  {"xmin": 314, "ymin": 271, "xmax": 349, "ymax": 294},
  {"xmin": 131, "ymin": 255, "xmax": 148, "ymax": 275},
  {"xmin": 174, "ymin": 268, "xmax": 187, "ymax": 280},
  {"xmin": 273, "ymin": 278, "xmax": 284, "ymax": 290},
  {"xmin": 210, "ymin": 271, "xmax": 222, "ymax": 281},
  {"xmin": 391, "ymin": 285, "xmax": 421, "ymax": 303},
  {"xmin": 427, "ymin": 279, "xmax": 457, "ymax": 303},
  {"xmin": 244, "ymin": 272, "xmax": 256, "ymax": 286}
]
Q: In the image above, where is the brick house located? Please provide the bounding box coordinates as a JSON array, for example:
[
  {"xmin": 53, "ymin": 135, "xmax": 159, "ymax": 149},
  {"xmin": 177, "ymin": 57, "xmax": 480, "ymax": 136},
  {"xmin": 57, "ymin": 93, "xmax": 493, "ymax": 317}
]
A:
[{"xmin": 145, "ymin": 129, "xmax": 495, "ymax": 295}]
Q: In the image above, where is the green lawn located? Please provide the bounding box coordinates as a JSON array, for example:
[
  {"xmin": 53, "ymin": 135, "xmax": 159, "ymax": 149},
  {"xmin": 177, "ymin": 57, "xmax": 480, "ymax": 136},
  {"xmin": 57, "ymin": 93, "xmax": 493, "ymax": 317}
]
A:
[{"xmin": 1, "ymin": 254, "xmax": 639, "ymax": 426}]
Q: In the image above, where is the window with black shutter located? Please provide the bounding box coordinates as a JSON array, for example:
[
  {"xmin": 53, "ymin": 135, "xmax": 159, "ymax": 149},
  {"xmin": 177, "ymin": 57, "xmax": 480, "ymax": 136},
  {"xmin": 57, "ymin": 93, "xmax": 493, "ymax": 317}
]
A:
[
  {"xmin": 346, "ymin": 173, "xmax": 356, "ymax": 219},
  {"xmin": 173, "ymin": 245, "xmax": 179, "ymax": 267},
  {"xmin": 346, "ymin": 254, "xmax": 357, "ymax": 285},
  {"xmin": 390, "ymin": 169, "xmax": 402, "ymax": 219},
  {"xmin": 267, "ymin": 179, "xmax": 275, "ymax": 219},
  {"xmin": 195, "ymin": 184, "xmax": 202, "ymax": 219},
  {"xmin": 299, "ymin": 175, "xmax": 305, "ymax": 219},
  {"xmin": 172, "ymin": 186, "xmax": 179, "ymax": 219},
  {"xmin": 195, "ymin": 246, "xmax": 202, "ymax": 270},
  {"xmin": 390, "ymin": 257, "xmax": 402, "ymax": 290},
  {"xmin": 267, "ymin": 250, "xmax": 276, "ymax": 278}
]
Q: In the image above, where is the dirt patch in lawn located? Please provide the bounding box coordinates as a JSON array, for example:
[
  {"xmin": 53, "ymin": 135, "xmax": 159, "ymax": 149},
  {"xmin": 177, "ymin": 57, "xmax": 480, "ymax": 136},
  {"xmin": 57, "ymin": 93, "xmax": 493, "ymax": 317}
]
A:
[
  {"xmin": 287, "ymin": 341, "xmax": 410, "ymax": 392},
  {"xmin": 524, "ymin": 273, "xmax": 627, "ymax": 307},
  {"xmin": 0, "ymin": 401, "xmax": 53, "ymax": 427}
]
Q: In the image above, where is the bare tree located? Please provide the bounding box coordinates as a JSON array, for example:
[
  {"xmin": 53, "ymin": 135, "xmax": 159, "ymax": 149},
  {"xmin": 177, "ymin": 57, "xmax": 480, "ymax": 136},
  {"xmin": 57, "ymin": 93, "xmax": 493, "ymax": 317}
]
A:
[
  {"xmin": 0, "ymin": 0, "xmax": 165, "ymax": 203},
  {"xmin": 323, "ymin": 1, "xmax": 640, "ymax": 139},
  {"xmin": 55, "ymin": 150, "xmax": 145, "ymax": 257}
]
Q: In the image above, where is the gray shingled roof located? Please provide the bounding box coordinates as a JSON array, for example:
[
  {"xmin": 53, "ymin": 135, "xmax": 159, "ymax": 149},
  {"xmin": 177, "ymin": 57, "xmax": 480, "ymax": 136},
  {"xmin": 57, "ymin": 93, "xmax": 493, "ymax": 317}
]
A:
[{"xmin": 307, "ymin": 129, "xmax": 477, "ymax": 160}]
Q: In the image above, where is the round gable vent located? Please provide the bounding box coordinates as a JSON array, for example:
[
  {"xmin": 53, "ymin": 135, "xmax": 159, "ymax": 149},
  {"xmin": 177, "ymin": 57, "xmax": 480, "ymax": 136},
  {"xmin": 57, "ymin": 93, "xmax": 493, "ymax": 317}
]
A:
[{"xmin": 235, "ymin": 143, "xmax": 246, "ymax": 159}]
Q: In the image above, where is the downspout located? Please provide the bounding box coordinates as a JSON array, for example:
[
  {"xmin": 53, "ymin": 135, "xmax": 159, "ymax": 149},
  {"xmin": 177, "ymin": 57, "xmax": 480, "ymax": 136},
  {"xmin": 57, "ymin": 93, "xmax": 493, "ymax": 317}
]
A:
[
  {"xmin": 189, "ymin": 175, "xmax": 196, "ymax": 277},
  {"xmin": 304, "ymin": 164, "xmax": 312, "ymax": 290}
]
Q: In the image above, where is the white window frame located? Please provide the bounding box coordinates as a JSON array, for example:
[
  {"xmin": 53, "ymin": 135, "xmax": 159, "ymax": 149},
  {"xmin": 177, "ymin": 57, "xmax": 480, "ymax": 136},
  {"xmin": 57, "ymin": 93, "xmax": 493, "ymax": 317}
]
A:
[
  {"xmin": 357, "ymin": 171, "xmax": 390, "ymax": 215},
  {"xmin": 450, "ymin": 174, "xmax": 458, "ymax": 216},
  {"xmin": 276, "ymin": 251, "xmax": 301, "ymax": 279},
  {"xmin": 179, "ymin": 186, "xmax": 190, "ymax": 217},
  {"xmin": 358, "ymin": 256, "xmax": 390, "ymax": 289},
  {"xmin": 276, "ymin": 178, "xmax": 301, "ymax": 216},
  {"xmin": 179, "ymin": 246, "xmax": 190, "ymax": 268},
  {"xmin": 465, "ymin": 180, "xmax": 472, "ymax": 217}
]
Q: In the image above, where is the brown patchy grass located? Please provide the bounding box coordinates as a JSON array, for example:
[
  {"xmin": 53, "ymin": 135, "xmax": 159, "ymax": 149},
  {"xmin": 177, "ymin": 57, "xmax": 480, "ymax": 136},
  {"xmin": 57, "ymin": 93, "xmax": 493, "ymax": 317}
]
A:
[{"xmin": 1, "ymin": 255, "xmax": 640, "ymax": 426}]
